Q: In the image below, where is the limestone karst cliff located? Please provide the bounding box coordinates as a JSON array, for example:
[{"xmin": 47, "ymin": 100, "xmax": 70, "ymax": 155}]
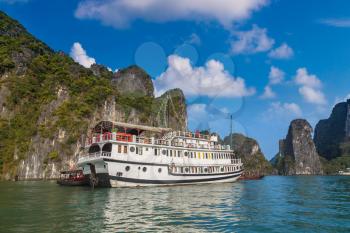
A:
[
  {"xmin": 0, "ymin": 11, "xmax": 187, "ymax": 180},
  {"xmin": 314, "ymin": 99, "xmax": 350, "ymax": 160},
  {"xmin": 223, "ymin": 133, "xmax": 273, "ymax": 176},
  {"xmin": 272, "ymin": 119, "xmax": 323, "ymax": 175}
]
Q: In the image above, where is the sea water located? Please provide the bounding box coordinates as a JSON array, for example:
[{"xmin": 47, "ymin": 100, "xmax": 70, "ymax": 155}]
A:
[{"xmin": 0, "ymin": 176, "xmax": 349, "ymax": 232}]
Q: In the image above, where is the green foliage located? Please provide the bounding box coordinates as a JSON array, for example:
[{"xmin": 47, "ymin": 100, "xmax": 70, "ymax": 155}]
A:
[
  {"xmin": 0, "ymin": 12, "xmax": 51, "ymax": 75},
  {"xmin": 116, "ymin": 93, "xmax": 153, "ymax": 122},
  {"xmin": 320, "ymin": 156, "xmax": 350, "ymax": 175},
  {"xmin": 48, "ymin": 150, "xmax": 59, "ymax": 160}
]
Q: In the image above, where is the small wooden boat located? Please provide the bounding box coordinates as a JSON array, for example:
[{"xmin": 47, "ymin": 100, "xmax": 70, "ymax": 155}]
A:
[{"xmin": 57, "ymin": 170, "xmax": 88, "ymax": 186}]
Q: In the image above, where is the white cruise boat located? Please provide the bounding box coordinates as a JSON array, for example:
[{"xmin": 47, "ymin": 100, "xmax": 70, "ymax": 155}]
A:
[{"xmin": 77, "ymin": 121, "xmax": 243, "ymax": 187}]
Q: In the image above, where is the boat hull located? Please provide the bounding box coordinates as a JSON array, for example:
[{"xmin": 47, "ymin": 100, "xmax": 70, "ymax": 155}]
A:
[
  {"xmin": 79, "ymin": 158, "xmax": 242, "ymax": 188},
  {"xmin": 108, "ymin": 173, "xmax": 241, "ymax": 187}
]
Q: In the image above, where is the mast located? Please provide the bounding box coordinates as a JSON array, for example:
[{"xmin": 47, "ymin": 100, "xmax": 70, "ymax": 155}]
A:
[{"xmin": 230, "ymin": 114, "xmax": 233, "ymax": 149}]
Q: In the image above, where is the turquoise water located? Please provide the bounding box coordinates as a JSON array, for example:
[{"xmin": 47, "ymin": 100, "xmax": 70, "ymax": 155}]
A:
[{"xmin": 0, "ymin": 176, "xmax": 349, "ymax": 232}]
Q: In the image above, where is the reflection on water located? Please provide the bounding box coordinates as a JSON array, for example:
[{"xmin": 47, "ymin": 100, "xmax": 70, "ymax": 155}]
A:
[
  {"xmin": 0, "ymin": 176, "xmax": 350, "ymax": 233},
  {"xmin": 102, "ymin": 183, "xmax": 243, "ymax": 232}
]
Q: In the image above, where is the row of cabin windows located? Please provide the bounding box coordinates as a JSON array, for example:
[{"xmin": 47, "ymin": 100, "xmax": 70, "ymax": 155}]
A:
[
  {"xmin": 171, "ymin": 165, "xmax": 241, "ymax": 174},
  {"xmin": 155, "ymin": 148, "xmax": 233, "ymax": 159},
  {"xmin": 113, "ymin": 145, "xmax": 233, "ymax": 159},
  {"xmin": 91, "ymin": 144, "xmax": 233, "ymax": 160}
]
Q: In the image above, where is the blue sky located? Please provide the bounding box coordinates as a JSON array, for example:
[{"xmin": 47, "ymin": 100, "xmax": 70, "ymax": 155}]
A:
[{"xmin": 2, "ymin": 0, "xmax": 350, "ymax": 159}]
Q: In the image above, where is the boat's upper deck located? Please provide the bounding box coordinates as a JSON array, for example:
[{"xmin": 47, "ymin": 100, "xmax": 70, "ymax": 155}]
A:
[
  {"xmin": 86, "ymin": 121, "xmax": 231, "ymax": 151},
  {"xmin": 86, "ymin": 131, "xmax": 230, "ymax": 151}
]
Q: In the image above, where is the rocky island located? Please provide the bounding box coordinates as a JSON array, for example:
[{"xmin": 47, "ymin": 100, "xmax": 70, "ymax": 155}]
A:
[
  {"xmin": 314, "ymin": 99, "xmax": 350, "ymax": 174},
  {"xmin": 271, "ymin": 119, "xmax": 323, "ymax": 175},
  {"xmin": 224, "ymin": 133, "xmax": 273, "ymax": 178}
]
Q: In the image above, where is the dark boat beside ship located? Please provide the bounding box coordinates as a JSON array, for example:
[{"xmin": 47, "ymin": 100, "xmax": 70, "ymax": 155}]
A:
[{"xmin": 56, "ymin": 170, "xmax": 88, "ymax": 186}]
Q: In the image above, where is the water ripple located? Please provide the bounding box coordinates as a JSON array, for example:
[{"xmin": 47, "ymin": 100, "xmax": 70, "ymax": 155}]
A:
[{"xmin": 1, "ymin": 176, "xmax": 350, "ymax": 232}]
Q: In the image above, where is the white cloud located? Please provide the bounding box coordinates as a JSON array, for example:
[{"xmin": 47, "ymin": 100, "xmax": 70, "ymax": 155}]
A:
[
  {"xmin": 230, "ymin": 25, "xmax": 275, "ymax": 55},
  {"xmin": 268, "ymin": 66, "xmax": 285, "ymax": 85},
  {"xmin": 260, "ymin": 66, "xmax": 284, "ymax": 99},
  {"xmin": 299, "ymin": 86, "xmax": 327, "ymax": 105},
  {"xmin": 294, "ymin": 67, "xmax": 327, "ymax": 105},
  {"xmin": 261, "ymin": 86, "xmax": 276, "ymax": 99},
  {"xmin": 319, "ymin": 18, "xmax": 350, "ymax": 28},
  {"xmin": 75, "ymin": 0, "xmax": 269, "ymax": 29},
  {"xmin": 294, "ymin": 67, "xmax": 321, "ymax": 88},
  {"xmin": 265, "ymin": 102, "xmax": 302, "ymax": 119},
  {"xmin": 70, "ymin": 42, "xmax": 96, "ymax": 68},
  {"xmin": 154, "ymin": 55, "xmax": 255, "ymax": 98},
  {"xmin": 187, "ymin": 33, "xmax": 201, "ymax": 45},
  {"xmin": 268, "ymin": 43, "xmax": 294, "ymax": 59}
]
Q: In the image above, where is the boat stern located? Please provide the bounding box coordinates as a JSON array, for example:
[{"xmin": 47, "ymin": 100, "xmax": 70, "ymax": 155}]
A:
[{"xmin": 77, "ymin": 153, "xmax": 111, "ymax": 187}]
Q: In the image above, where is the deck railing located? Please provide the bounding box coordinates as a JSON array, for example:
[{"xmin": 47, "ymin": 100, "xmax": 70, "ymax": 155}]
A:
[
  {"xmin": 162, "ymin": 131, "xmax": 210, "ymax": 140},
  {"xmin": 86, "ymin": 133, "xmax": 230, "ymax": 151},
  {"xmin": 79, "ymin": 151, "xmax": 111, "ymax": 162}
]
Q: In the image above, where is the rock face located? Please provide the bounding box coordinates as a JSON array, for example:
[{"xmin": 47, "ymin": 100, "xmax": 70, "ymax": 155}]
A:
[
  {"xmin": 113, "ymin": 65, "xmax": 154, "ymax": 97},
  {"xmin": 0, "ymin": 12, "xmax": 187, "ymax": 180},
  {"xmin": 223, "ymin": 133, "xmax": 273, "ymax": 176},
  {"xmin": 314, "ymin": 99, "xmax": 350, "ymax": 160},
  {"xmin": 274, "ymin": 119, "xmax": 323, "ymax": 175}
]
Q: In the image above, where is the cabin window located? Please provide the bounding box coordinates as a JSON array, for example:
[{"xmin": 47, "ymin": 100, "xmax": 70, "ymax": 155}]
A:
[
  {"xmin": 116, "ymin": 172, "xmax": 123, "ymax": 177},
  {"xmin": 88, "ymin": 144, "xmax": 100, "ymax": 154},
  {"xmin": 125, "ymin": 166, "xmax": 130, "ymax": 171},
  {"xmin": 204, "ymin": 167, "xmax": 208, "ymax": 173},
  {"xmin": 130, "ymin": 146, "xmax": 135, "ymax": 153},
  {"xmin": 162, "ymin": 149, "xmax": 167, "ymax": 156},
  {"xmin": 154, "ymin": 148, "xmax": 158, "ymax": 156},
  {"xmin": 221, "ymin": 167, "xmax": 224, "ymax": 172},
  {"xmin": 143, "ymin": 167, "xmax": 147, "ymax": 172},
  {"xmin": 185, "ymin": 167, "xmax": 189, "ymax": 173},
  {"xmin": 184, "ymin": 151, "xmax": 188, "ymax": 157},
  {"xmin": 158, "ymin": 168, "xmax": 162, "ymax": 173},
  {"xmin": 124, "ymin": 146, "xmax": 127, "ymax": 154},
  {"xmin": 170, "ymin": 150, "xmax": 173, "ymax": 157},
  {"xmin": 118, "ymin": 145, "xmax": 122, "ymax": 153},
  {"xmin": 136, "ymin": 147, "xmax": 142, "ymax": 155},
  {"xmin": 178, "ymin": 151, "xmax": 181, "ymax": 157},
  {"xmin": 102, "ymin": 143, "xmax": 112, "ymax": 152}
]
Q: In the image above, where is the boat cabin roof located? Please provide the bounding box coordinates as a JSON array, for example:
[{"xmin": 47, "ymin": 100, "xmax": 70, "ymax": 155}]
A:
[
  {"xmin": 92, "ymin": 121, "xmax": 173, "ymax": 134},
  {"xmin": 60, "ymin": 170, "xmax": 82, "ymax": 174}
]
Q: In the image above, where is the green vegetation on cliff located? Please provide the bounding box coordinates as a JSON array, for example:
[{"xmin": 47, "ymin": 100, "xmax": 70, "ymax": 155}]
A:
[
  {"xmin": 0, "ymin": 12, "xmax": 115, "ymax": 176},
  {"xmin": 224, "ymin": 133, "xmax": 273, "ymax": 176}
]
